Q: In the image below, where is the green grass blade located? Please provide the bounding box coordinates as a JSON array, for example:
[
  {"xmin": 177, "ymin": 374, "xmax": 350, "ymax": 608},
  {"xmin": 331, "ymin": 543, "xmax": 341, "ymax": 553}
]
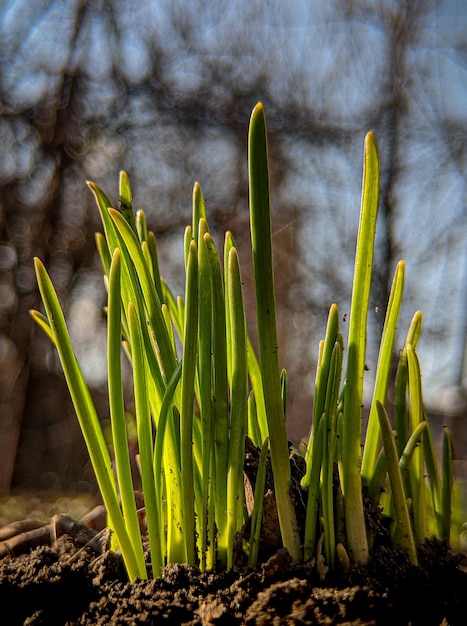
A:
[
  {"xmin": 128, "ymin": 301, "xmax": 163, "ymax": 577},
  {"xmin": 322, "ymin": 339, "xmax": 343, "ymax": 570},
  {"xmin": 247, "ymin": 391, "xmax": 262, "ymax": 448},
  {"xmin": 29, "ymin": 310, "xmax": 56, "ymax": 344},
  {"xmin": 367, "ymin": 449, "xmax": 388, "ymax": 505},
  {"xmin": 180, "ymin": 239, "xmax": 198, "ymax": 566},
  {"xmin": 203, "ymin": 232, "xmax": 229, "ymax": 565},
  {"xmin": 394, "ymin": 352, "xmax": 409, "ymax": 459},
  {"xmin": 193, "ymin": 182, "xmax": 207, "ymax": 247},
  {"xmin": 362, "ymin": 260, "xmax": 405, "ymax": 481},
  {"xmin": 303, "ymin": 413, "xmax": 325, "ymax": 561},
  {"xmin": 87, "ymin": 181, "xmax": 122, "ymax": 255},
  {"xmin": 136, "ymin": 210, "xmax": 148, "ymax": 244},
  {"xmin": 95, "ymin": 232, "xmax": 111, "ymax": 278},
  {"xmin": 224, "ymin": 231, "xmax": 236, "ymax": 387},
  {"xmin": 226, "ymin": 247, "xmax": 248, "ymax": 569},
  {"xmin": 394, "ymin": 312, "xmax": 423, "ymax": 458},
  {"xmin": 422, "ymin": 408, "xmax": 444, "ymax": 535},
  {"xmin": 142, "ymin": 241, "xmax": 153, "ymax": 282},
  {"xmin": 342, "ymin": 131, "xmax": 379, "ymax": 564},
  {"xmin": 246, "ymin": 336, "xmax": 269, "ymax": 445},
  {"xmin": 153, "ymin": 361, "xmax": 183, "ymax": 564},
  {"xmin": 89, "ymin": 181, "xmax": 149, "ymax": 352},
  {"xmin": 377, "ymin": 401, "xmax": 417, "ymax": 564},
  {"xmin": 197, "ymin": 225, "xmax": 213, "ymax": 570},
  {"xmin": 302, "ymin": 305, "xmax": 339, "ymax": 488},
  {"xmin": 249, "ymin": 102, "xmax": 300, "ymax": 562},
  {"xmin": 313, "ymin": 304, "xmax": 340, "ymax": 431},
  {"xmin": 119, "ymin": 170, "xmax": 137, "ymax": 233},
  {"xmin": 399, "ymin": 421, "xmax": 428, "ymax": 475},
  {"xmin": 109, "ymin": 208, "xmax": 177, "ymax": 385},
  {"xmin": 407, "ymin": 344, "xmax": 426, "ymax": 543},
  {"xmin": 162, "ymin": 278, "xmax": 183, "ymax": 340},
  {"xmin": 33, "ymin": 257, "xmax": 141, "ymax": 581},
  {"xmin": 108, "ymin": 249, "xmax": 147, "ymax": 578}
]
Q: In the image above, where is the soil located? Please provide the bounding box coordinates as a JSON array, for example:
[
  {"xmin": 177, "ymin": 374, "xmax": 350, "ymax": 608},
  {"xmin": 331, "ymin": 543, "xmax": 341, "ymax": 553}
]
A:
[
  {"xmin": 1, "ymin": 533, "xmax": 467, "ymax": 625},
  {"xmin": 2, "ymin": 442, "xmax": 467, "ymax": 625}
]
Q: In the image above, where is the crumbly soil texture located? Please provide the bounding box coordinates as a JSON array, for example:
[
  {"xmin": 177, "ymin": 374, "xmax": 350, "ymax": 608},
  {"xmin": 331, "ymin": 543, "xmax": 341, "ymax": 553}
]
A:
[
  {"xmin": 2, "ymin": 442, "xmax": 467, "ymax": 625},
  {"xmin": 0, "ymin": 530, "xmax": 466, "ymax": 625}
]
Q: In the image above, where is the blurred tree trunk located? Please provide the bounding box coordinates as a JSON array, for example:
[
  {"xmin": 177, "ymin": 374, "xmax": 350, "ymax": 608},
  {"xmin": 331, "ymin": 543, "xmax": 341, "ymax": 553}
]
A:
[{"xmin": 0, "ymin": 1, "xmax": 88, "ymax": 493}]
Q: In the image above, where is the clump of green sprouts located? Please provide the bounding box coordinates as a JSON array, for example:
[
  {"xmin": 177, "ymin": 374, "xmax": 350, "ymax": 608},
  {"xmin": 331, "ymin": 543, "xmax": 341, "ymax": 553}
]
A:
[{"xmin": 31, "ymin": 103, "xmax": 454, "ymax": 582}]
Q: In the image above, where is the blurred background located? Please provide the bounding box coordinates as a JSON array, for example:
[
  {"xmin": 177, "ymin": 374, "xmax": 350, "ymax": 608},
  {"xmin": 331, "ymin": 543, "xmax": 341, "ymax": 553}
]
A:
[{"xmin": 0, "ymin": 0, "xmax": 466, "ymax": 496}]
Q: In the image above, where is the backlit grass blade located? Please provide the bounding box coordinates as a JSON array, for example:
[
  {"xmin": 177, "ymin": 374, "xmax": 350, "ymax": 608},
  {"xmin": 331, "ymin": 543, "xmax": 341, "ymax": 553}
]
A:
[
  {"xmin": 407, "ymin": 344, "xmax": 426, "ymax": 543},
  {"xmin": 422, "ymin": 404, "xmax": 451, "ymax": 538},
  {"xmin": 399, "ymin": 421, "xmax": 427, "ymax": 475},
  {"xmin": 367, "ymin": 449, "xmax": 388, "ymax": 505},
  {"xmin": 32, "ymin": 257, "xmax": 141, "ymax": 581},
  {"xmin": 249, "ymin": 102, "xmax": 301, "ymax": 563},
  {"xmin": 29, "ymin": 310, "xmax": 55, "ymax": 344},
  {"xmin": 109, "ymin": 208, "xmax": 177, "ymax": 385},
  {"xmin": 303, "ymin": 413, "xmax": 325, "ymax": 561},
  {"xmin": 302, "ymin": 304, "xmax": 339, "ymax": 489},
  {"xmin": 246, "ymin": 336, "xmax": 269, "ymax": 445},
  {"xmin": 87, "ymin": 181, "xmax": 115, "ymax": 237},
  {"xmin": 95, "ymin": 232, "xmax": 111, "ymax": 279},
  {"xmin": 180, "ymin": 239, "xmax": 199, "ymax": 566},
  {"xmin": 89, "ymin": 181, "xmax": 150, "ymax": 357},
  {"xmin": 394, "ymin": 311, "xmax": 423, "ymax": 458},
  {"xmin": 162, "ymin": 278, "xmax": 183, "ymax": 340},
  {"xmin": 128, "ymin": 301, "xmax": 162, "ymax": 577},
  {"xmin": 203, "ymin": 231, "xmax": 229, "ymax": 566},
  {"xmin": 362, "ymin": 260, "xmax": 405, "ymax": 481},
  {"xmin": 226, "ymin": 246, "xmax": 248, "ymax": 569},
  {"xmin": 197, "ymin": 222, "xmax": 213, "ymax": 570},
  {"xmin": 377, "ymin": 401, "xmax": 417, "ymax": 564},
  {"xmin": 224, "ymin": 231, "xmax": 236, "ymax": 387},
  {"xmin": 303, "ymin": 339, "xmax": 324, "ymax": 475},
  {"xmin": 119, "ymin": 170, "xmax": 137, "ymax": 233},
  {"xmin": 193, "ymin": 182, "xmax": 207, "ymax": 247},
  {"xmin": 322, "ymin": 339, "xmax": 343, "ymax": 570},
  {"xmin": 153, "ymin": 360, "xmax": 183, "ymax": 563},
  {"xmin": 248, "ymin": 391, "xmax": 262, "ymax": 448},
  {"xmin": 342, "ymin": 131, "xmax": 379, "ymax": 564},
  {"xmin": 108, "ymin": 249, "xmax": 147, "ymax": 578},
  {"xmin": 137, "ymin": 210, "xmax": 149, "ymax": 244}
]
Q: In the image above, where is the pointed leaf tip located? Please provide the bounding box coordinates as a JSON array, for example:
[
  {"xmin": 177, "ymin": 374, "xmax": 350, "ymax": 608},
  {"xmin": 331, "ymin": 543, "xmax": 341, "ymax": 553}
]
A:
[
  {"xmin": 251, "ymin": 102, "xmax": 265, "ymax": 123},
  {"xmin": 365, "ymin": 131, "xmax": 378, "ymax": 152}
]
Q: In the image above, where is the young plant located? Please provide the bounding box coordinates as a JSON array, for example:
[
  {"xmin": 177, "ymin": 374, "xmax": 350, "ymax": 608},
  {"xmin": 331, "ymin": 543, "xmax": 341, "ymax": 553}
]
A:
[
  {"xmin": 301, "ymin": 132, "xmax": 454, "ymax": 570},
  {"xmin": 31, "ymin": 103, "xmax": 455, "ymax": 583}
]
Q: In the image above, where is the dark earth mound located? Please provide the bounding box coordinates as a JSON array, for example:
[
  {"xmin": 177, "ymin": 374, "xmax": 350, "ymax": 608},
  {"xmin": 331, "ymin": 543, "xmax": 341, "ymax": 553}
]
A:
[
  {"xmin": 2, "ymin": 442, "xmax": 467, "ymax": 624},
  {"xmin": 1, "ymin": 532, "xmax": 466, "ymax": 625}
]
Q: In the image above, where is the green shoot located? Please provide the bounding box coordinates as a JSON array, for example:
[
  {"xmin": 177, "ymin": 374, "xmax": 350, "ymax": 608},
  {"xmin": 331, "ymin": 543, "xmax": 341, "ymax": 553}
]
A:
[
  {"xmin": 377, "ymin": 401, "xmax": 418, "ymax": 564},
  {"xmin": 341, "ymin": 131, "xmax": 379, "ymax": 564},
  {"xmin": 248, "ymin": 102, "xmax": 301, "ymax": 563}
]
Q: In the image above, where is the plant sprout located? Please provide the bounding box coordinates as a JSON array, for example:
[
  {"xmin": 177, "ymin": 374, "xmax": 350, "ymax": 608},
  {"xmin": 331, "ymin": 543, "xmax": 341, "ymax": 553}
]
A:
[{"xmin": 31, "ymin": 103, "xmax": 455, "ymax": 582}]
